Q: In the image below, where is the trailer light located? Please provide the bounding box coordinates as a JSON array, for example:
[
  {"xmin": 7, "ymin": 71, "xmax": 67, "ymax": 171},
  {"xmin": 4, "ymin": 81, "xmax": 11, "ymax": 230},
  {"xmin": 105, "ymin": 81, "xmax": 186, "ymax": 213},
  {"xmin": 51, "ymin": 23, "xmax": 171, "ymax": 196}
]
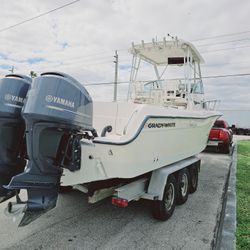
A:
[{"xmin": 111, "ymin": 197, "xmax": 128, "ymax": 207}]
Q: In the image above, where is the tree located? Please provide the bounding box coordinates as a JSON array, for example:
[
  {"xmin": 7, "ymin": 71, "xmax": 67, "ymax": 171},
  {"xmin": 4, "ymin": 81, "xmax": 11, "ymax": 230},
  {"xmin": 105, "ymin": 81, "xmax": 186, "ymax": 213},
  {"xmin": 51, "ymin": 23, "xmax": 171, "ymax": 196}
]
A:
[{"xmin": 30, "ymin": 71, "xmax": 37, "ymax": 78}]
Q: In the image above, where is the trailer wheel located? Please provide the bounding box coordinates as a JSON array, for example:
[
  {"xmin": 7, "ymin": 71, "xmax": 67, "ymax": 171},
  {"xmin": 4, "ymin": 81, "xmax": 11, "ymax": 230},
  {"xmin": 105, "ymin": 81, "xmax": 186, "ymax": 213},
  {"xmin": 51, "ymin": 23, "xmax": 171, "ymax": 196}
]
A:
[
  {"xmin": 176, "ymin": 168, "xmax": 189, "ymax": 205},
  {"xmin": 152, "ymin": 174, "xmax": 177, "ymax": 221},
  {"xmin": 189, "ymin": 166, "xmax": 198, "ymax": 194}
]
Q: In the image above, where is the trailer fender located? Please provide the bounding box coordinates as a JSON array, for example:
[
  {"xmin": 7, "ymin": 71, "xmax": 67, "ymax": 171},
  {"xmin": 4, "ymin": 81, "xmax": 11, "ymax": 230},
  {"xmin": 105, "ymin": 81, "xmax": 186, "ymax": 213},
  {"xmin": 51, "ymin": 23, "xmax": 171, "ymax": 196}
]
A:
[{"xmin": 147, "ymin": 156, "xmax": 200, "ymax": 200}]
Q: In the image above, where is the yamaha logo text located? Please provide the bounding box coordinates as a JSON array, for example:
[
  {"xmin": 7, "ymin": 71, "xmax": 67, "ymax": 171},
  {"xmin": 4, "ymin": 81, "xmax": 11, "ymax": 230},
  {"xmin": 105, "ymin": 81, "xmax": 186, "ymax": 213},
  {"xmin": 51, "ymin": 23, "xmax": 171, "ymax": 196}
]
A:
[
  {"xmin": 4, "ymin": 94, "xmax": 25, "ymax": 104},
  {"xmin": 45, "ymin": 95, "xmax": 75, "ymax": 108}
]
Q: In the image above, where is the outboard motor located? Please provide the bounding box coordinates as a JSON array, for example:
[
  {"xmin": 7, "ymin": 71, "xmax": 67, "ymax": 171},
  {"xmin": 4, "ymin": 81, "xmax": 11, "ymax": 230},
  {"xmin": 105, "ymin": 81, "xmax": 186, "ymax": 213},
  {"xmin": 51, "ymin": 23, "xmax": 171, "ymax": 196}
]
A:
[
  {"xmin": 6, "ymin": 72, "xmax": 93, "ymax": 226},
  {"xmin": 0, "ymin": 74, "xmax": 31, "ymax": 202}
]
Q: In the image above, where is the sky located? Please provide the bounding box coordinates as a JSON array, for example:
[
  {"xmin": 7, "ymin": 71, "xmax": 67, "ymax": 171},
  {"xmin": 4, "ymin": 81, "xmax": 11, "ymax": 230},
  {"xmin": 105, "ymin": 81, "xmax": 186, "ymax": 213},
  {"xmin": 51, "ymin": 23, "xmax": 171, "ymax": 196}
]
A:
[{"xmin": 0, "ymin": 0, "xmax": 250, "ymax": 110}]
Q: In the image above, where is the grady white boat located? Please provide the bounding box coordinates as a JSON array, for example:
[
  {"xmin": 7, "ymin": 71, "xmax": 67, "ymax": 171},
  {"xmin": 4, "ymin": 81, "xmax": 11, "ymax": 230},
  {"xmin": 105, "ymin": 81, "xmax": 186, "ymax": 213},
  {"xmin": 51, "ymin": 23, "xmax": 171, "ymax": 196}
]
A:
[{"xmin": 0, "ymin": 38, "xmax": 220, "ymax": 226}]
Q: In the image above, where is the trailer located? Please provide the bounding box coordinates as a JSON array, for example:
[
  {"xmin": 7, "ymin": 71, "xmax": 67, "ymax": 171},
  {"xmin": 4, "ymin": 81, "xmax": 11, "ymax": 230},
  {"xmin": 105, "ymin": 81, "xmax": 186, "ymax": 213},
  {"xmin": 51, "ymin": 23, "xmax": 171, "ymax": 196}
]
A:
[
  {"xmin": 68, "ymin": 156, "xmax": 200, "ymax": 221},
  {"xmin": 7, "ymin": 156, "xmax": 200, "ymax": 222}
]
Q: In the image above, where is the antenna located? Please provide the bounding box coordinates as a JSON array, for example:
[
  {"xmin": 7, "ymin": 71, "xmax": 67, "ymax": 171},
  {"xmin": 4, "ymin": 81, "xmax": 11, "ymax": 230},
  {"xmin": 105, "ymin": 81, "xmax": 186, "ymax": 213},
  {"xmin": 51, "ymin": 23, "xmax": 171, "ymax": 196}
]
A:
[
  {"xmin": 163, "ymin": 37, "xmax": 167, "ymax": 46},
  {"xmin": 113, "ymin": 50, "xmax": 118, "ymax": 102}
]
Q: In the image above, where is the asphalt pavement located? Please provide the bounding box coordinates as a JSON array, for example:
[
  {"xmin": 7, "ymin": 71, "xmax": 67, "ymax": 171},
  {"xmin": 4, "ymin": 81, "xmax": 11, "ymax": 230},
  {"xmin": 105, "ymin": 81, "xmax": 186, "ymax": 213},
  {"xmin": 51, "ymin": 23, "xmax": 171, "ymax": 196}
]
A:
[{"xmin": 0, "ymin": 151, "xmax": 232, "ymax": 250}]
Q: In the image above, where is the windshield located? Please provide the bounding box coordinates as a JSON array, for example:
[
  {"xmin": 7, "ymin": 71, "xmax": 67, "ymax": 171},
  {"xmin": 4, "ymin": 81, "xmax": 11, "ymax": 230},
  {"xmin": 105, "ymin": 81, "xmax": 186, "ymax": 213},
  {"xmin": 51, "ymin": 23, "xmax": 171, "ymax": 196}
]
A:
[{"xmin": 191, "ymin": 81, "xmax": 204, "ymax": 94}]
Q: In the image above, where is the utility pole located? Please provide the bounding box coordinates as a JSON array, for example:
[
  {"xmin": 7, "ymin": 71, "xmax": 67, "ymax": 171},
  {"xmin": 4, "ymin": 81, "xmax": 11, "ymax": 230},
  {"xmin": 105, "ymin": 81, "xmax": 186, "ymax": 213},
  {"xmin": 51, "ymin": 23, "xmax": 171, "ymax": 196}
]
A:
[
  {"xmin": 113, "ymin": 50, "xmax": 118, "ymax": 102},
  {"xmin": 9, "ymin": 66, "xmax": 14, "ymax": 73}
]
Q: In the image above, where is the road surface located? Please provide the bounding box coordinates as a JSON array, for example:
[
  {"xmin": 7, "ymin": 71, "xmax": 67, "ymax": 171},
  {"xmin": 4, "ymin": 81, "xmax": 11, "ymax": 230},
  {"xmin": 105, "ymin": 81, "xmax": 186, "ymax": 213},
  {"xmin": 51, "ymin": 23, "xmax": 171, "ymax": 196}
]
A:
[{"xmin": 0, "ymin": 152, "xmax": 232, "ymax": 250}]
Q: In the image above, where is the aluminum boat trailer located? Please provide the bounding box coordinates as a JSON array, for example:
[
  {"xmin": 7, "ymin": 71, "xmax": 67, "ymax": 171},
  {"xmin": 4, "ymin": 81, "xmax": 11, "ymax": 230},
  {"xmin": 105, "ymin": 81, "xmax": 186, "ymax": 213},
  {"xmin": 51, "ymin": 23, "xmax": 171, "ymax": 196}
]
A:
[{"xmin": 110, "ymin": 156, "xmax": 200, "ymax": 220}]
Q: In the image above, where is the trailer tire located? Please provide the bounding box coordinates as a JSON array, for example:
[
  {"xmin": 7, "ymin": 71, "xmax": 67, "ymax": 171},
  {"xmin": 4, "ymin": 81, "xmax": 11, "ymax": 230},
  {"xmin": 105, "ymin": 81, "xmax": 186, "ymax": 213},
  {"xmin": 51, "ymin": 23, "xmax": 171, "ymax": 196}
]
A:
[
  {"xmin": 152, "ymin": 174, "xmax": 177, "ymax": 221},
  {"xmin": 176, "ymin": 168, "xmax": 189, "ymax": 205},
  {"xmin": 189, "ymin": 166, "xmax": 198, "ymax": 194}
]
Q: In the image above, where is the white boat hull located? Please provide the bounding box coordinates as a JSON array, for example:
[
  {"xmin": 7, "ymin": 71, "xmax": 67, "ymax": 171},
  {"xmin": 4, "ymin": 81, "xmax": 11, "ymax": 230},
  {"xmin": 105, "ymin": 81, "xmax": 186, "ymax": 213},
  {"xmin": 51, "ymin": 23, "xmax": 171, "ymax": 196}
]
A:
[{"xmin": 61, "ymin": 103, "xmax": 220, "ymax": 185}]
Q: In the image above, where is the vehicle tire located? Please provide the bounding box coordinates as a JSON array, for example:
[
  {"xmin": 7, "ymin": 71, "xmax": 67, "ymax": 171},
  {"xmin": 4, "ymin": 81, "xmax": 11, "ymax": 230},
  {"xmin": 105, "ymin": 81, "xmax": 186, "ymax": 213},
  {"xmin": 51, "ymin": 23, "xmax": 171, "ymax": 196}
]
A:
[
  {"xmin": 59, "ymin": 185, "xmax": 73, "ymax": 193},
  {"xmin": 189, "ymin": 166, "xmax": 198, "ymax": 194},
  {"xmin": 152, "ymin": 174, "xmax": 177, "ymax": 221},
  {"xmin": 176, "ymin": 168, "xmax": 189, "ymax": 205},
  {"xmin": 219, "ymin": 144, "xmax": 230, "ymax": 154}
]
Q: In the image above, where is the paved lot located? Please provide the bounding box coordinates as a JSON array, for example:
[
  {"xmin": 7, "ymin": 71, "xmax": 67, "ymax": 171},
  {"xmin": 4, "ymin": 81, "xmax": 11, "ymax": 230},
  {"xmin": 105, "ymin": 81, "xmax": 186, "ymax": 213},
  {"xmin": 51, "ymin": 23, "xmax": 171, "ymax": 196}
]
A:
[{"xmin": 0, "ymin": 152, "xmax": 232, "ymax": 250}]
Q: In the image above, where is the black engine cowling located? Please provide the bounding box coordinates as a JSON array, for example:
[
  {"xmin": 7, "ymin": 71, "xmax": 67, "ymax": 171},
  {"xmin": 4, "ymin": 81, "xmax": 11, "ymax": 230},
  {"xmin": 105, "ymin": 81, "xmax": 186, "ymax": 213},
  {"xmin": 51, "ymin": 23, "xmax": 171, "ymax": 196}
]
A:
[
  {"xmin": 6, "ymin": 72, "xmax": 93, "ymax": 226},
  {"xmin": 0, "ymin": 74, "xmax": 31, "ymax": 202}
]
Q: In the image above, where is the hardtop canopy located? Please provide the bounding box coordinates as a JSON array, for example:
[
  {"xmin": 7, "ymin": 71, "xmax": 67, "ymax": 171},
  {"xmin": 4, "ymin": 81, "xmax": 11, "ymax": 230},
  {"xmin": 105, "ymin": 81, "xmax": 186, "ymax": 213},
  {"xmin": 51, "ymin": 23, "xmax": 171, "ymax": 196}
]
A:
[{"xmin": 129, "ymin": 38, "xmax": 204, "ymax": 66}]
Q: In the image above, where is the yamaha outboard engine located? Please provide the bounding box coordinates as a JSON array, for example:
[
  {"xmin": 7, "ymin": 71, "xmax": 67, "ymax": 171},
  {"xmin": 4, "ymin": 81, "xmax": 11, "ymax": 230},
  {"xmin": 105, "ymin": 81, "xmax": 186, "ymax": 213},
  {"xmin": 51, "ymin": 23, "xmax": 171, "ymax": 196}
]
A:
[
  {"xmin": 0, "ymin": 74, "xmax": 31, "ymax": 202},
  {"xmin": 6, "ymin": 72, "xmax": 93, "ymax": 226}
]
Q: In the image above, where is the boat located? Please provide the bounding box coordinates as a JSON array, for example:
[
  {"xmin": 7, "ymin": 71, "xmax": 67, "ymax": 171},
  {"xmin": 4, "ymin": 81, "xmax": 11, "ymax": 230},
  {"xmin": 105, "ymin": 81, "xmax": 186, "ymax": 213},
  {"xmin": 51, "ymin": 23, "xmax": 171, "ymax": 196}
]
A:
[{"xmin": 0, "ymin": 37, "xmax": 220, "ymax": 226}]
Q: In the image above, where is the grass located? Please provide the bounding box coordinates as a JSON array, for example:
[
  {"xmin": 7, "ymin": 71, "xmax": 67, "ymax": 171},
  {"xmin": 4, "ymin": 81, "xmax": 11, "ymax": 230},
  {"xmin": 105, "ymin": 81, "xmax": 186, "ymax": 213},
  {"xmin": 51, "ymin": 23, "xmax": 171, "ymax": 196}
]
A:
[{"xmin": 236, "ymin": 140, "xmax": 250, "ymax": 249}]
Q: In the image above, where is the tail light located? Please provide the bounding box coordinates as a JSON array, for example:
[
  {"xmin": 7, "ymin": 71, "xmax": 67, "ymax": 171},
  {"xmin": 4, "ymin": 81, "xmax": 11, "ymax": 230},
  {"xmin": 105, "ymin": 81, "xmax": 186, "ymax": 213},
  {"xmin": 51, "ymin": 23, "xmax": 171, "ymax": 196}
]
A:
[
  {"xmin": 112, "ymin": 197, "xmax": 128, "ymax": 207},
  {"xmin": 219, "ymin": 130, "xmax": 229, "ymax": 141},
  {"xmin": 209, "ymin": 129, "xmax": 220, "ymax": 140}
]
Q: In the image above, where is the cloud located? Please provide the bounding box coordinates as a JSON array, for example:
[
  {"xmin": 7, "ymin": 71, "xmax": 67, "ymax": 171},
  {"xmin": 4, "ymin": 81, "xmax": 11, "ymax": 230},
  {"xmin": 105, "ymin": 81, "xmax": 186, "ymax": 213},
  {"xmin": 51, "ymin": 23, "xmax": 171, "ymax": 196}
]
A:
[
  {"xmin": 0, "ymin": 0, "xmax": 249, "ymax": 109},
  {"xmin": 119, "ymin": 64, "xmax": 131, "ymax": 71},
  {"xmin": 0, "ymin": 64, "xmax": 12, "ymax": 70},
  {"xmin": 27, "ymin": 57, "xmax": 46, "ymax": 64}
]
